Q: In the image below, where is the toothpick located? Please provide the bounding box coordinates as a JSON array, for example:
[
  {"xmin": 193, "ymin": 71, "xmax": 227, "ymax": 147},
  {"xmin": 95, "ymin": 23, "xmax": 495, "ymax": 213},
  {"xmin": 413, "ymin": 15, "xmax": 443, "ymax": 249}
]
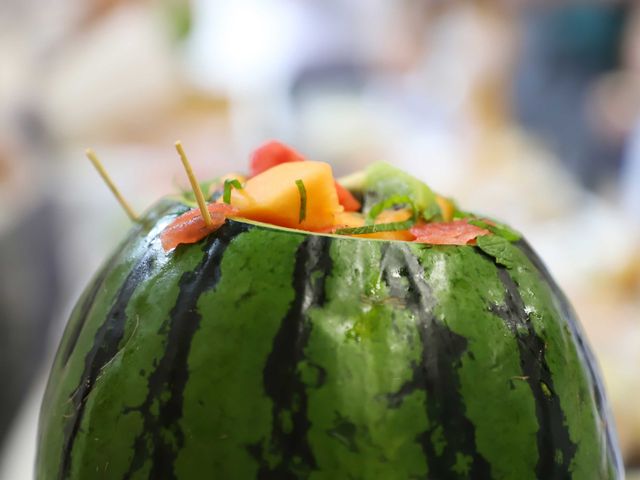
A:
[
  {"xmin": 85, "ymin": 148, "xmax": 138, "ymax": 222},
  {"xmin": 174, "ymin": 141, "xmax": 213, "ymax": 227}
]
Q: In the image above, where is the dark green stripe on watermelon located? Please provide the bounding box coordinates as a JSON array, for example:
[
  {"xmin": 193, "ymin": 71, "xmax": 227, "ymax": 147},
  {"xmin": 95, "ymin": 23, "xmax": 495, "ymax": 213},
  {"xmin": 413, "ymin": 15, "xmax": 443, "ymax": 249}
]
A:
[
  {"xmin": 480, "ymin": 236, "xmax": 622, "ymax": 478},
  {"xmin": 35, "ymin": 201, "xmax": 623, "ymax": 480},
  {"xmin": 493, "ymin": 266, "xmax": 576, "ymax": 478},
  {"xmin": 381, "ymin": 244, "xmax": 491, "ymax": 479},
  {"xmin": 174, "ymin": 226, "xmax": 306, "ymax": 478},
  {"xmin": 518, "ymin": 238, "xmax": 608, "ymax": 422},
  {"xmin": 515, "ymin": 240, "xmax": 623, "ymax": 477},
  {"xmin": 301, "ymin": 238, "xmax": 431, "ymax": 478},
  {"xmin": 255, "ymin": 236, "xmax": 332, "ymax": 478},
  {"xmin": 412, "ymin": 245, "xmax": 542, "ymax": 479},
  {"xmin": 58, "ymin": 202, "xmax": 179, "ymax": 368},
  {"xmin": 60, "ymin": 259, "xmax": 115, "ymax": 368},
  {"xmin": 60, "ymin": 243, "xmax": 159, "ymax": 479},
  {"xmin": 52, "ymin": 202, "xmax": 185, "ymax": 479},
  {"xmin": 123, "ymin": 221, "xmax": 251, "ymax": 479}
]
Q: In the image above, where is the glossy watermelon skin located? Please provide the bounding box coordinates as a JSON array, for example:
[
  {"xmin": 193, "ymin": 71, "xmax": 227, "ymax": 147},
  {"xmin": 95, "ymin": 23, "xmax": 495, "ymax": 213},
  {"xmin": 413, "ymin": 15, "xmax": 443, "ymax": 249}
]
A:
[{"xmin": 36, "ymin": 200, "xmax": 622, "ymax": 479}]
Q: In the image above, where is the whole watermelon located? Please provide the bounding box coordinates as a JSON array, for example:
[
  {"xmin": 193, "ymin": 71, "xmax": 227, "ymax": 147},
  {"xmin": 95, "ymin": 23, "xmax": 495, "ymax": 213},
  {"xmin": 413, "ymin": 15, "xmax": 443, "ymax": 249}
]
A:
[{"xmin": 36, "ymin": 199, "xmax": 622, "ymax": 479}]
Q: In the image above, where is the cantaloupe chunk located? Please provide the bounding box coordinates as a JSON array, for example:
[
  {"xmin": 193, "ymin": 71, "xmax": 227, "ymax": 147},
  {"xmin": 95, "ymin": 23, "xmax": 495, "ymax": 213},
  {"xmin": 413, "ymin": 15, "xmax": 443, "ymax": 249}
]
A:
[
  {"xmin": 333, "ymin": 209, "xmax": 415, "ymax": 241},
  {"xmin": 334, "ymin": 211, "xmax": 366, "ymax": 229},
  {"xmin": 228, "ymin": 161, "xmax": 342, "ymax": 231}
]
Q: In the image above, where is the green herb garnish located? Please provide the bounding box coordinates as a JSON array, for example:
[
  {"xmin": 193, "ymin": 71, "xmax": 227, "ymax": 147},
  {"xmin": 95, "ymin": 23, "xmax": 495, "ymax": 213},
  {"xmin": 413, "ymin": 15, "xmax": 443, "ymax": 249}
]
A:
[
  {"xmin": 295, "ymin": 179, "xmax": 307, "ymax": 223},
  {"xmin": 335, "ymin": 194, "xmax": 417, "ymax": 236},
  {"xmin": 336, "ymin": 198, "xmax": 417, "ymax": 236},
  {"xmin": 334, "ymin": 220, "xmax": 415, "ymax": 236},
  {"xmin": 476, "ymin": 235, "xmax": 517, "ymax": 268},
  {"xmin": 366, "ymin": 195, "xmax": 414, "ymax": 224},
  {"xmin": 422, "ymin": 202, "xmax": 442, "ymax": 222},
  {"xmin": 468, "ymin": 219, "xmax": 521, "ymax": 242},
  {"xmin": 223, "ymin": 179, "xmax": 243, "ymax": 204},
  {"xmin": 452, "ymin": 209, "xmax": 474, "ymax": 220}
]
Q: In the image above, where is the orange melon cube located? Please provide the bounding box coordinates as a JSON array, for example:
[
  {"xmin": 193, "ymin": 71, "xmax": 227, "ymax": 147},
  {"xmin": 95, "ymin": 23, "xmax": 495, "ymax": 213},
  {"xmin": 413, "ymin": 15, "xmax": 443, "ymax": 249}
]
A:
[
  {"xmin": 333, "ymin": 211, "xmax": 366, "ymax": 229},
  {"xmin": 228, "ymin": 161, "xmax": 342, "ymax": 231}
]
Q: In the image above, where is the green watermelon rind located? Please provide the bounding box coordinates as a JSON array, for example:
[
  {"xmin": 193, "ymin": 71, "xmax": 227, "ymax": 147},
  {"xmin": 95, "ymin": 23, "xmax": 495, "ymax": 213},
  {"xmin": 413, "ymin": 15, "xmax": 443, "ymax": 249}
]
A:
[{"xmin": 36, "ymin": 200, "xmax": 622, "ymax": 479}]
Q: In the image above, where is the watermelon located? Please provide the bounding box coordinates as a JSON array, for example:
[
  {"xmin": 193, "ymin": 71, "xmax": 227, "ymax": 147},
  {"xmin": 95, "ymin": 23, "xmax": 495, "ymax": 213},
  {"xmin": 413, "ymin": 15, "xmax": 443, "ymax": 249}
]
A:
[{"xmin": 36, "ymin": 163, "xmax": 622, "ymax": 479}]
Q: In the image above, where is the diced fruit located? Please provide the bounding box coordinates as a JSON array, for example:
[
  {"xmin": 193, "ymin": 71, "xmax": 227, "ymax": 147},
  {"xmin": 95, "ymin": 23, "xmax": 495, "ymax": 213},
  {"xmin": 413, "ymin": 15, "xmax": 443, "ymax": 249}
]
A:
[
  {"xmin": 250, "ymin": 141, "xmax": 360, "ymax": 212},
  {"xmin": 333, "ymin": 211, "xmax": 364, "ymax": 228},
  {"xmin": 228, "ymin": 161, "xmax": 341, "ymax": 231},
  {"xmin": 249, "ymin": 141, "xmax": 304, "ymax": 177},
  {"xmin": 161, "ymin": 203, "xmax": 239, "ymax": 251},
  {"xmin": 410, "ymin": 220, "xmax": 490, "ymax": 245},
  {"xmin": 367, "ymin": 209, "xmax": 415, "ymax": 241},
  {"xmin": 335, "ymin": 182, "xmax": 361, "ymax": 212},
  {"xmin": 363, "ymin": 162, "xmax": 437, "ymax": 217}
]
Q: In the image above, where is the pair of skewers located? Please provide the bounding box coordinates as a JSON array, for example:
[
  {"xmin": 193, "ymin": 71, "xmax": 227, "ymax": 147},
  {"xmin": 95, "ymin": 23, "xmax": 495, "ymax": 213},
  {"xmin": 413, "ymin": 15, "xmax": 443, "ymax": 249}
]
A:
[{"xmin": 86, "ymin": 141, "xmax": 214, "ymax": 226}]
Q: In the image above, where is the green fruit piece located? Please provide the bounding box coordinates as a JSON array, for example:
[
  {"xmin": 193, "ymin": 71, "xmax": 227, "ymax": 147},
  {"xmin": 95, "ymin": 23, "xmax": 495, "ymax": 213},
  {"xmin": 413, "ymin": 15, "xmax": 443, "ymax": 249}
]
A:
[{"xmin": 362, "ymin": 162, "xmax": 437, "ymax": 220}]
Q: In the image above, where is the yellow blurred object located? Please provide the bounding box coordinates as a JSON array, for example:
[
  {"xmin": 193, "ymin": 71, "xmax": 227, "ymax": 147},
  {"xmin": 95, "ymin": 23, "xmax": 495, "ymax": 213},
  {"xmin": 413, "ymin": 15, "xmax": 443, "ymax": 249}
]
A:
[
  {"xmin": 333, "ymin": 211, "xmax": 364, "ymax": 228},
  {"xmin": 435, "ymin": 196, "xmax": 455, "ymax": 222}
]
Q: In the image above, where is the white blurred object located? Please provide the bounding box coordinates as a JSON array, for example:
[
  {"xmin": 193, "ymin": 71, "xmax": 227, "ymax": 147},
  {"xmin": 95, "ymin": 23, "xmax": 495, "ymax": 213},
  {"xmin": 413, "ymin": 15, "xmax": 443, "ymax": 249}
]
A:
[
  {"xmin": 185, "ymin": 0, "xmax": 358, "ymax": 153},
  {"xmin": 186, "ymin": 0, "xmax": 302, "ymax": 151},
  {"xmin": 599, "ymin": 315, "xmax": 640, "ymax": 463},
  {"xmin": 0, "ymin": 138, "xmax": 37, "ymax": 232},
  {"xmin": 41, "ymin": 4, "xmax": 180, "ymax": 141},
  {"xmin": 0, "ymin": 374, "xmax": 44, "ymax": 480},
  {"xmin": 187, "ymin": 1, "xmax": 303, "ymax": 94},
  {"xmin": 621, "ymin": 119, "xmax": 640, "ymax": 224},
  {"xmin": 183, "ymin": 0, "xmax": 372, "ymax": 155}
]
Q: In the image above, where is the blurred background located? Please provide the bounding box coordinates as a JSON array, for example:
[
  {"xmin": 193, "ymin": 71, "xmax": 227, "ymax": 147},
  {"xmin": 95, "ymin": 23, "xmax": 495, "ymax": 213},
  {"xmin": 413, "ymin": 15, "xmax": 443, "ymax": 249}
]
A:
[{"xmin": 0, "ymin": 0, "xmax": 639, "ymax": 477}]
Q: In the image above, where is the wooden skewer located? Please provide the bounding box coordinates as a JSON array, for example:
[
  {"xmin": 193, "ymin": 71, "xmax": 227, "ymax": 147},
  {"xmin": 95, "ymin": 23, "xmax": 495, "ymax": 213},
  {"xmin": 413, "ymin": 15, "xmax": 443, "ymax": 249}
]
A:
[
  {"xmin": 174, "ymin": 141, "xmax": 213, "ymax": 227},
  {"xmin": 85, "ymin": 148, "xmax": 138, "ymax": 222}
]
